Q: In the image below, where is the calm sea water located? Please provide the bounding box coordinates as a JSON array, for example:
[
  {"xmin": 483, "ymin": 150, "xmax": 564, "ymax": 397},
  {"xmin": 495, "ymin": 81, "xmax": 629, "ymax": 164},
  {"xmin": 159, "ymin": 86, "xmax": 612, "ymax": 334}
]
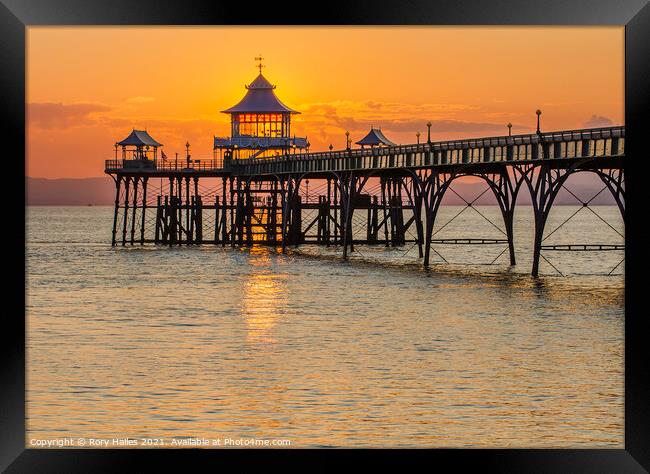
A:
[{"xmin": 26, "ymin": 205, "xmax": 624, "ymax": 448}]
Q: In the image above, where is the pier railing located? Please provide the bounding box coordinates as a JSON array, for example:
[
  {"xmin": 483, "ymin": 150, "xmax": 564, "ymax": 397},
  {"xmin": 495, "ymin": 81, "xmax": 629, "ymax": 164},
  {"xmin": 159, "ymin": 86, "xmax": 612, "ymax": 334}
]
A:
[
  {"xmin": 229, "ymin": 125, "xmax": 624, "ymax": 175},
  {"xmin": 105, "ymin": 125, "xmax": 624, "ymax": 175},
  {"xmin": 105, "ymin": 158, "xmax": 224, "ymax": 173}
]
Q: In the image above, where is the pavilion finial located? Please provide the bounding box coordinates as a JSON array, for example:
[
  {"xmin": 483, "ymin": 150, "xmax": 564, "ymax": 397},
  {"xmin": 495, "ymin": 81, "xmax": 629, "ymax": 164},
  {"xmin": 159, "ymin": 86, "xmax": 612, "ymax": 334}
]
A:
[{"xmin": 254, "ymin": 55, "xmax": 264, "ymax": 74}]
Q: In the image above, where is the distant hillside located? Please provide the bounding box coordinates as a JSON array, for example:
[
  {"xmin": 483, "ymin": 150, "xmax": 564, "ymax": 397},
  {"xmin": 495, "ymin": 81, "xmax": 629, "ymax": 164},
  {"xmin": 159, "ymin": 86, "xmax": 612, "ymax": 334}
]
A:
[
  {"xmin": 27, "ymin": 177, "xmax": 116, "ymax": 206},
  {"xmin": 26, "ymin": 174, "xmax": 615, "ymax": 206}
]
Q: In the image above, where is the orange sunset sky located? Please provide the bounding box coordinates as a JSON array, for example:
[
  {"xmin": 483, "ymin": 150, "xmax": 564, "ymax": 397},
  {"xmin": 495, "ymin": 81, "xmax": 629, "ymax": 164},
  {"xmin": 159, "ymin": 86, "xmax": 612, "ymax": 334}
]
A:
[{"xmin": 27, "ymin": 26, "xmax": 624, "ymax": 179}]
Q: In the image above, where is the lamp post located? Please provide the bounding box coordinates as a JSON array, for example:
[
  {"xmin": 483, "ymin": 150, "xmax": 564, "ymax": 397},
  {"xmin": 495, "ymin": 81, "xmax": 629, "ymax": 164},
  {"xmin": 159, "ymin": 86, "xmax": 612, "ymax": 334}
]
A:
[
  {"xmin": 345, "ymin": 131, "xmax": 350, "ymax": 150},
  {"xmin": 329, "ymin": 144, "xmax": 333, "ymax": 152},
  {"xmin": 426, "ymin": 122, "xmax": 432, "ymax": 144},
  {"xmin": 185, "ymin": 141, "xmax": 191, "ymax": 167},
  {"xmin": 536, "ymin": 110, "xmax": 542, "ymax": 135},
  {"xmin": 507, "ymin": 122, "xmax": 512, "ymax": 137},
  {"xmin": 416, "ymin": 131, "xmax": 421, "ymax": 145}
]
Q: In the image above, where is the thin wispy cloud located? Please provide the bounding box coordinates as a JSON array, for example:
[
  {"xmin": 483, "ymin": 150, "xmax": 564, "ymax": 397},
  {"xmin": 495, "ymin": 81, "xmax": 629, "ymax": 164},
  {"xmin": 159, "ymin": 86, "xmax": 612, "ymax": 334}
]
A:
[
  {"xmin": 28, "ymin": 102, "xmax": 112, "ymax": 129},
  {"xmin": 583, "ymin": 114, "xmax": 613, "ymax": 127},
  {"xmin": 291, "ymin": 99, "xmax": 527, "ymax": 146}
]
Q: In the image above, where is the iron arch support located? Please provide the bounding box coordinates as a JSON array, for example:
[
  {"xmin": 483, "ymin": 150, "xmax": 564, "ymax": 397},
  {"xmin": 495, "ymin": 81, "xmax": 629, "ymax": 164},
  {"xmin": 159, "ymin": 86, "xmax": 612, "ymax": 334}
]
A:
[
  {"xmin": 593, "ymin": 168, "xmax": 625, "ymax": 222},
  {"xmin": 421, "ymin": 171, "xmax": 455, "ymax": 267},
  {"xmin": 521, "ymin": 160, "xmax": 594, "ymax": 276}
]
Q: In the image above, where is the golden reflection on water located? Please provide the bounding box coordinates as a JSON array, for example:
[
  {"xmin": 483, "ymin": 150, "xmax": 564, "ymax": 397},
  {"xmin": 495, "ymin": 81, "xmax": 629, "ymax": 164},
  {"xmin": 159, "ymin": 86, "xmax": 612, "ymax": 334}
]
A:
[
  {"xmin": 241, "ymin": 247, "xmax": 288, "ymax": 344},
  {"xmin": 26, "ymin": 208, "xmax": 625, "ymax": 448}
]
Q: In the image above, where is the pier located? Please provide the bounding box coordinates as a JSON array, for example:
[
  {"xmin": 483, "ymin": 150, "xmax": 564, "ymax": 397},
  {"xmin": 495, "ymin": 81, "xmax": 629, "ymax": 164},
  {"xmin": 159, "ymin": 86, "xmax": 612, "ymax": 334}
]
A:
[
  {"xmin": 104, "ymin": 66, "xmax": 624, "ymax": 276},
  {"xmin": 104, "ymin": 124, "xmax": 625, "ymax": 276}
]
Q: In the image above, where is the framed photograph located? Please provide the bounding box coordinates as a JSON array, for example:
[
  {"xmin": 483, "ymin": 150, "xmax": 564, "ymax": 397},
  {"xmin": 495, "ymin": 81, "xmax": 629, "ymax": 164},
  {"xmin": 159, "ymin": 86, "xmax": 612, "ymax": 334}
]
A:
[{"xmin": 4, "ymin": 0, "xmax": 649, "ymax": 471}]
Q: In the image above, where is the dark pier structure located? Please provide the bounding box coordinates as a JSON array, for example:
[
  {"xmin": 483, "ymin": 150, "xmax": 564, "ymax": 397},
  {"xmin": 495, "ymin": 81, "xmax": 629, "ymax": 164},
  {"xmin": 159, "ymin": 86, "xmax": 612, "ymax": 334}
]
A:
[{"xmin": 105, "ymin": 67, "xmax": 625, "ymax": 277}]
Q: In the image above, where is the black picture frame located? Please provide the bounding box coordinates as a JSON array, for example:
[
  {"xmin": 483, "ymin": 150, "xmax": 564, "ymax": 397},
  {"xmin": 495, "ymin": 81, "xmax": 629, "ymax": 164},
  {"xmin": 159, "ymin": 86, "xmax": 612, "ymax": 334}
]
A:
[{"xmin": 4, "ymin": 0, "xmax": 649, "ymax": 471}]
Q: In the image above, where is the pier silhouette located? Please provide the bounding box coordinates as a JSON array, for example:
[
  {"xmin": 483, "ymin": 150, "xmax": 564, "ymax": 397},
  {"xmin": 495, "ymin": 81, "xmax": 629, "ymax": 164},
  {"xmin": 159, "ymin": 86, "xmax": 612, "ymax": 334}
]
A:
[
  {"xmin": 104, "ymin": 67, "xmax": 624, "ymax": 276},
  {"xmin": 105, "ymin": 123, "xmax": 624, "ymax": 276}
]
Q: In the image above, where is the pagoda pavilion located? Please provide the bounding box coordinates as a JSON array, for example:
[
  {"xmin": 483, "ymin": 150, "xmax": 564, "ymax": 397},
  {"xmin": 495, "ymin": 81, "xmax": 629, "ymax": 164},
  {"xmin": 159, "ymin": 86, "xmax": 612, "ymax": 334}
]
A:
[
  {"xmin": 355, "ymin": 127, "xmax": 396, "ymax": 148},
  {"xmin": 114, "ymin": 129, "xmax": 163, "ymax": 169},
  {"xmin": 214, "ymin": 59, "xmax": 307, "ymax": 160}
]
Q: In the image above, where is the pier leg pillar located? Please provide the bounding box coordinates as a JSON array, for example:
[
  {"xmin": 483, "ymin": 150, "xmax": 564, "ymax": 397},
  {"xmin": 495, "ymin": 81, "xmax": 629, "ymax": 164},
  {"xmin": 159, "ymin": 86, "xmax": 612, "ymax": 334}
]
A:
[
  {"xmin": 228, "ymin": 178, "xmax": 235, "ymax": 246},
  {"xmin": 231, "ymin": 180, "xmax": 238, "ymax": 248},
  {"xmin": 326, "ymin": 178, "xmax": 332, "ymax": 246},
  {"xmin": 140, "ymin": 177, "xmax": 148, "ymax": 245},
  {"xmin": 387, "ymin": 179, "xmax": 395, "ymax": 246},
  {"xmin": 395, "ymin": 179, "xmax": 406, "ymax": 246},
  {"xmin": 411, "ymin": 177, "xmax": 425, "ymax": 258},
  {"xmin": 164, "ymin": 196, "xmax": 170, "ymax": 245},
  {"xmin": 381, "ymin": 178, "xmax": 390, "ymax": 247},
  {"xmin": 234, "ymin": 180, "xmax": 244, "ymax": 247},
  {"xmin": 529, "ymin": 166, "xmax": 550, "ymax": 277},
  {"xmin": 189, "ymin": 195, "xmax": 195, "ymax": 245},
  {"xmin": 196, "ymin": 195, "xmax": 203, "ymax": 243},
  {"xmin": 531, "ymin": 217, "xmax": 544, "ymax": 277},
  {"xmin": 167, "ymin": 178, "xmax": 174, "ymax": 246},
  {"xmin": 130, "ymin": 177, "xmax": 139, "ymax": 245},
  {"xmin": 177, "ymin": 176, "xmax": 183, "ymax": 244},
  {"xmin": 293, "ymin": 194, "xmax": 302, "ymax": 247},
  {"xmin": 192, "ymin": 176, "xmax": 200, "ymax": 244},
  {"xmin": 371, "ymin": 196, "xmax": 379, "ymax": 244},
  {"xmin": 341, "ymin": 173, "xmax": 369, "ymax": 259},
  {"xmin": 316, "ymin": 196, "xmax": 322, "ymax": 244},
  {"xmin": 245, "ymin": 183, "xmax": 254, "ymax": 246},
  {"xmin": 221, "ymin": 177, "xmax": 228, "ymax": 246},
  {"xmin": 333, "ymin": 178, "xmax": 339, "ymax": 245},
  {"xmin": 504, "ymin": 209, "xmax": 516, "ymax": 266},
  {"xmin": 214, "ymin": 195, "xmax": 220, "ymax": 244},
  {"xmin": 185, "ymin": 177, "xmax": 191, "ymax": 244},
  {"xmin": 155, "ymin": 195, "xmax": 162, "ymax": 244},
  {"xmin": 341, "ymin": 175, "xmax": 352, "ymax": 259},
  {"xmin": 111, "ymin": 175, "xmax": 122, "ymax": 246},
  {"xmin": 270, "ymin": 179, "xmax": 278, "ymax": 244},
  {"xmin": 423, "ymin": 191, "xmax": 434, "ymax": 267},
  {"xmin": 169, "ymin": 196, "xmax": 178, "ymax": 247},
  {"xmin": 281, "ymin": 178, "xmax": 294, "ymax": 252},
  {"xmin": 121, "ymin": 177, "xmax": 131, "ymax": 246}
]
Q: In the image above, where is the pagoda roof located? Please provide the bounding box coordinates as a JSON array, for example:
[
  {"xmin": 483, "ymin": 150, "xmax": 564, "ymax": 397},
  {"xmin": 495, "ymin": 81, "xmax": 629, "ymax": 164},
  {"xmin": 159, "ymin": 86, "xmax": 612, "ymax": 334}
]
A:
[
  {"xmin": 117, "ymin": 129, "xmax": 163, "ymax": 147},
  {"xmin": 356, "ymin": 128, "xmax": 395, "ymax": 146},
  {"xmin": 221, "ymin": 73, "xmax": 299, "ymax": 114}
]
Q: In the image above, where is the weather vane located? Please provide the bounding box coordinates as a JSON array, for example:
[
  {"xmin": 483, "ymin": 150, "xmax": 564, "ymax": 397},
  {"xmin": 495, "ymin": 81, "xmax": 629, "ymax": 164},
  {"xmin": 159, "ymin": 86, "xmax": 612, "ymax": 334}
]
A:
[{"xmin": 254, "ymin": 55, "xmax": 264, "ymax": 73}]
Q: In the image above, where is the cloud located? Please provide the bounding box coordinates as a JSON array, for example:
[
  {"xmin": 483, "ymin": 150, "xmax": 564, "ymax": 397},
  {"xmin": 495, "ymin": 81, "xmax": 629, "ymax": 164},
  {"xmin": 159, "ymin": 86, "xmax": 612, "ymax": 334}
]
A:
[
  {"xmin": 288, "ymin": 99, "xmax": 534, "ymax": 149},
  {"xmin": 300, "ymin": 100, "xmax": 478, "ymax": 119},
  {"xmin": 27, "ymin": 100, "xmax": 227, "ymax": 144},
  {"xmin": 126, "ymin": 96, "xmax": 155, "ymax": 104},
  {"xmin": 297, "ymin": 100, "xmax": 512, "ymax": 134},
  {"xmin": 352, "ymin": 118, "xmax": 523, "ymax": 134},
  {"xmin": 28, "ymin": 102, "xmax": 112, "ymax": 129},
  {"xmin": 583, "ymin": 114, "xmax": 613, "ymax": 127}
]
